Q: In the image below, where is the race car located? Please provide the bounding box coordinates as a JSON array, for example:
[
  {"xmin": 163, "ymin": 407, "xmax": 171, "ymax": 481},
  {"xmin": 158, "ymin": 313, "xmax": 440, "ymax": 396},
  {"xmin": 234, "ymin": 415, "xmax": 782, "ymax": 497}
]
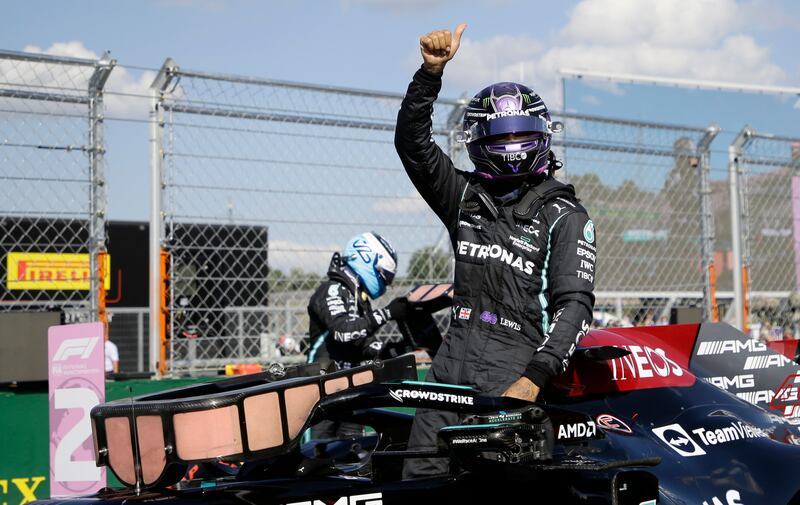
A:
[{"xmin": 34, "ymin": 287, "xmax": 800, "ymax": 505}]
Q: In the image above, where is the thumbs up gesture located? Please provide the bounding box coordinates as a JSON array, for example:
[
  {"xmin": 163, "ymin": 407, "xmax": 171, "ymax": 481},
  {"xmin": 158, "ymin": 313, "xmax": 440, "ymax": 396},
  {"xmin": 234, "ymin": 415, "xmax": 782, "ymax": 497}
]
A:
[{"xmin": 419, "ymin": 23, "xmax": 467, "ymax": 75}]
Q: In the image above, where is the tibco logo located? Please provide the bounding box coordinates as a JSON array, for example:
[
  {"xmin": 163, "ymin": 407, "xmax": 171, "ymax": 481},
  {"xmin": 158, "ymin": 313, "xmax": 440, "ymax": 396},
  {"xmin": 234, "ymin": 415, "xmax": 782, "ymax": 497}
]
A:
[{"xmin": 52, "ymin": 337, "xmax": 99, "ymax": 362}]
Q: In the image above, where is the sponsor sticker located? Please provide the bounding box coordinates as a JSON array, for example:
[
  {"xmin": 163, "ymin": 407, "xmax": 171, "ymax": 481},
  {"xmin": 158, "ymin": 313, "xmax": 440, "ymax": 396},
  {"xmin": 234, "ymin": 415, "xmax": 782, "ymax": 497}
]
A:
[
  {"xmin": 653, "ymin": 420, "xmax": 768, "ymax": 457},
  {"xmin": 480, "ymin": 311, "xmax": 498, "ymax": 325},
  {"xmin": 611, "ymin": 345, "xmax": 685, "ymax": 381},
  {"xmin": 389, "ymin": 388, "xmax": 474, "ymax": 405},
  {"xmin": 743, "ymin": 354, "xmax": 792, "ymax": 370},
  {"xmin": 583, "ymin": 220, "xmax": 595, "ymax": 243},
  {"xmin": 696, "ymin": 339, "xmax": 767, "ymax": 355},
  {"xmin": 8, "ymin": 252, "xmax": 111, "ymax": 290},
  {"xmin": 596, "ymin": 413, "xmax": 633, "ymax": 434},
  {"xmin": 557, "ymin": 421, "xmax": 596, "ymax": 439},
  {"xmin": 770, "ymin": 373, "xmax": 800, "ymax": 419},
  {"xmin": 652, "ymin": 423, "xmax": 706, "ymax": 457}
]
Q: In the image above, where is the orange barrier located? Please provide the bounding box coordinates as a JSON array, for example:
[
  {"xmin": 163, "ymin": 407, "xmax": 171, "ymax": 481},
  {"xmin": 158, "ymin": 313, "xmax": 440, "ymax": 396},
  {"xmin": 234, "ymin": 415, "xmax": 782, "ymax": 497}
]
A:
[{"xmin": 159, "ymin": 249, "xmax": 169, "ymax": 376}]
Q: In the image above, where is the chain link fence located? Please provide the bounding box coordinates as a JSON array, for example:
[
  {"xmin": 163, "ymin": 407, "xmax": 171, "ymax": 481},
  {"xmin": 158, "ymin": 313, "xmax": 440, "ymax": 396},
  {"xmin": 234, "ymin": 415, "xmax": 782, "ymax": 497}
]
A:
[
  {"xmin": 738, "ymin": 131, "xmax": 800, "ymax": 340},
  {"xmin": 152, "ymin": 65, "xmax": 463, "ymax": 372},
  {"xmin": 7, "ymin": 48, "xmax": 795, "ymax": 374},
  {"xmin": 557, "ymin": 114, "xmax": 718, "ymax": 327},
  {"xmin": 0, "ymin": 50, "xmax": 112, "ymax": 319},
  {"xmin": 147, "ymin": 61, "xmax": 727, "ymax": 372}
]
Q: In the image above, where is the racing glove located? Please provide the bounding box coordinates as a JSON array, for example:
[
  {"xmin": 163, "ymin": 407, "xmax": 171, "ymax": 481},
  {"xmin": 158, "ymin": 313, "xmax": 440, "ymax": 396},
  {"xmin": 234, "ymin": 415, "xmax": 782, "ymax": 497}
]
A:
[{"xmin": 382, "ymin": 296, "xmax": 410, "ymax": 321}]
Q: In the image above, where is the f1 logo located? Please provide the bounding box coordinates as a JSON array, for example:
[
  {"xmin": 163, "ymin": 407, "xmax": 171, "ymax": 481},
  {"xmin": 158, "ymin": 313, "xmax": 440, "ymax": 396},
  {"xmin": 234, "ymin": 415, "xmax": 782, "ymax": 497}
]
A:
[
  {"xmin": 52, "ymin": 337, "xmax": 99, "ymax": 362},
  {"xmin": 652, "ymin": 423, "xmax": 706, "ymax": 457}
]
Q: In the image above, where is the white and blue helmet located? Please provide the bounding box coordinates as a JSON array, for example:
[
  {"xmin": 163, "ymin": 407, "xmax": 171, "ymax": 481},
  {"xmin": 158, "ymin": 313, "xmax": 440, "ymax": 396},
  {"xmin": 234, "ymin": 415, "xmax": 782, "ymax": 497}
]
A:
[{"xmin": 343, "ymin": 232, "xmax": 397, "ymax": 299}]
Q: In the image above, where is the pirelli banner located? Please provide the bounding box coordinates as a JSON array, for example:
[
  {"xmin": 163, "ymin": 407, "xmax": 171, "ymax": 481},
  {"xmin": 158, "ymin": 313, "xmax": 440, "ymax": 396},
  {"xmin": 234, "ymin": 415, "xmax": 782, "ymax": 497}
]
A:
[{"xmin": 6, "ymin": 253, "xmax": 110, "ymax": 291}]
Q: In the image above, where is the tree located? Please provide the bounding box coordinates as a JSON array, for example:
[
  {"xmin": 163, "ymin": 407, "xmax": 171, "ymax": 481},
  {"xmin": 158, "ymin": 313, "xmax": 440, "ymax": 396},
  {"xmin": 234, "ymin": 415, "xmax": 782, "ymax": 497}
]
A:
[{"xmin": 406, "ymin": 246, "xmax": 451, "ymax": 284}]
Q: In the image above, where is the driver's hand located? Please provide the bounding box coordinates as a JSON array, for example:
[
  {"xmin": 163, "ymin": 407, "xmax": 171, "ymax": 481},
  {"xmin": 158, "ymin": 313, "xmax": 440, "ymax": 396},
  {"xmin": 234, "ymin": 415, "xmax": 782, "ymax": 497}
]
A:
[
  {"xmin": 502, "ymin": 376, "xmax": 540, "ymax": 402},
  {"xmin": 385, "ymin": 296, "xmax": 410, "ymax": 321},
  {"xmin": 420, "ymin": 23, "xmax": 467, "ymax": 75}
]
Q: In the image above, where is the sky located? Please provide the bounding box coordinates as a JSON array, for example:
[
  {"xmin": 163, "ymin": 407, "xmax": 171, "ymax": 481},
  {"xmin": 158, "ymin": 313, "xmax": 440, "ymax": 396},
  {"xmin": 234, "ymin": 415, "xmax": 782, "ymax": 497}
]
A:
[{"xmin": 2, "ymin": 0, "xmax": 799, "ymax": 272}]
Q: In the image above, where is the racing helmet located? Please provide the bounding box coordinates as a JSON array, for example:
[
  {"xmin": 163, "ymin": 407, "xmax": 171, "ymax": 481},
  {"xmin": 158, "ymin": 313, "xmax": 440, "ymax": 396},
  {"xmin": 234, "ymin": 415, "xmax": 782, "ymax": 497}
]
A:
[
  {"xmin": 343, "ymin": 232, "xmax": 398, "ymax": 299},
  {"xmin": 460, "ymin": 82, "xmax": 562, "ymax": 179}
]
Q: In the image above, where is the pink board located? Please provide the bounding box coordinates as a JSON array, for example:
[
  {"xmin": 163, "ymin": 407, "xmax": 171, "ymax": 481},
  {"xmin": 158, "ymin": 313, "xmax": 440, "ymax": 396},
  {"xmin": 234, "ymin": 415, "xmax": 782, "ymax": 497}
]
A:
[{"xmin": 48, "ymin": 322, "xmax": 106, "ymax": 497}]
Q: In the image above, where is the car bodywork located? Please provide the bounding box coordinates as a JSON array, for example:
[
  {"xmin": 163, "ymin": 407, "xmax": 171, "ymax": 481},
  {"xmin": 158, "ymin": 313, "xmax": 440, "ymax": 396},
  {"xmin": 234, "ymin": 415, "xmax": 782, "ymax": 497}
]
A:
[{"xmin": 32, "ymin": 288, "xmax": 800, "ymax": 505}]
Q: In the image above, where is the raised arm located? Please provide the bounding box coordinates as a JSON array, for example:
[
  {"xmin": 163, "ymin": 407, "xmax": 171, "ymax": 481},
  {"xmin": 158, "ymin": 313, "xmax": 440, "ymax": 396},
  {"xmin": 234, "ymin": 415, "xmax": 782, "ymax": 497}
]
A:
[{"xmin": 395, "ymin": 24, "xmax": 468, "ymax": 229}]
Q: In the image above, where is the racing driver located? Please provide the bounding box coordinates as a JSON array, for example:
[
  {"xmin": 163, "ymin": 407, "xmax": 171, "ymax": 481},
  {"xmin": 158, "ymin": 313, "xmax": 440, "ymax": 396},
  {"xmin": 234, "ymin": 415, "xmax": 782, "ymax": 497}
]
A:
[
  {"xmin": 306, "ymin": 232, "xmax": 408, "ymax": 439},
  {"xmin": 396, "ymin": 24, "xmax": 597, "ymax": 478}
]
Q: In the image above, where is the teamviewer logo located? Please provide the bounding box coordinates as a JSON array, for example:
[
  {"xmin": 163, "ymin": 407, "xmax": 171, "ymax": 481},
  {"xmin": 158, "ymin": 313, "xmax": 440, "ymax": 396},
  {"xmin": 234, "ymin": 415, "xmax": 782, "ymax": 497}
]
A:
[{"xmin": 652, "ymin": 423, "xmax": 706, "ymax": 457}]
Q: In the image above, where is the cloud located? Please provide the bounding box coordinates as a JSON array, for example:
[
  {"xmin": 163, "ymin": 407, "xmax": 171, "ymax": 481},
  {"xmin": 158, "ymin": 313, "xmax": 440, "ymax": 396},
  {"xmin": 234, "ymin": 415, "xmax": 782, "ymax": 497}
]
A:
[
  {"xmin": 559, "ymin": 0, "xmax": 740, "ymax": 48},
  {"xmin": 443, "ymin": 34, "xmax": 545, "ymax": 99},
  {"xmin": 18, "ymin": 41, "xmax": 155, "ymax": 118},
  {"xmin": 438, "ymin": 0, "xmax": 790, "ymax": 108}
]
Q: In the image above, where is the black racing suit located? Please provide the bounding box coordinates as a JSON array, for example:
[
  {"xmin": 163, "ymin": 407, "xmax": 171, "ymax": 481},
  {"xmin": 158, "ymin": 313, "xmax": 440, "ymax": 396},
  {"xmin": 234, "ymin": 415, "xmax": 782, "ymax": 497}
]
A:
[
  {"xmin": 307, "ymin": 252, "xmax": 391, "ymax": 369},
  {"xmin": 306, "ymin": 253, "xmax": 393, "ymax": 439},
  {"xmin": 396, "ymin": 67, "xmax": 597, "ymax": 477}
]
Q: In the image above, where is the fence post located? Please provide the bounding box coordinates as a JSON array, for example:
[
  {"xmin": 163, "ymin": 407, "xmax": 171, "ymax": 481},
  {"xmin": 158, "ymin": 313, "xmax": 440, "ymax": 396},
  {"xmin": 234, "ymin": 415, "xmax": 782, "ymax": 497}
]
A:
[
  {"xmin": 88, "ymin": 53, "xmax": 115, "ymax": 324},
  {"xmin": 445, "ymin": 99, "xmax": 467, "ymax": 281},
  {"xmin": 137, "ymin": 310, "xmax": 144, "ymax": 373},
  {"xmin": 149, "ymin": 58, "xmax": 178, "ymax": 375},
  {"xmin": 729, "ymin": 125, "xmax": 753, "ymax": 331},
  {"xmin": 697, "ymin": 125, "xmax": 720, "ymax": 321}
]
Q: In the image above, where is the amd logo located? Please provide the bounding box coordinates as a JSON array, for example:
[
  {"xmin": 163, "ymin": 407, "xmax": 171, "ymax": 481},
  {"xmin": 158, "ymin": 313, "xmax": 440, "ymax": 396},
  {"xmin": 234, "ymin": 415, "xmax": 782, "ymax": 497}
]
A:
[{"xmin": 557, "ymin": 421, "xmax": 596, "ymax": 439}]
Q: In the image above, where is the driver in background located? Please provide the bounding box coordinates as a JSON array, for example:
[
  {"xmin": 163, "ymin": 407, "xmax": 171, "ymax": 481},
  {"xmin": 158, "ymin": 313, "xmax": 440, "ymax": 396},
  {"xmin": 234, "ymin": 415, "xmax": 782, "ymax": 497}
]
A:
[{"xmin": 306, "ymin": 232, "xmax": 409, "ymax": 438}]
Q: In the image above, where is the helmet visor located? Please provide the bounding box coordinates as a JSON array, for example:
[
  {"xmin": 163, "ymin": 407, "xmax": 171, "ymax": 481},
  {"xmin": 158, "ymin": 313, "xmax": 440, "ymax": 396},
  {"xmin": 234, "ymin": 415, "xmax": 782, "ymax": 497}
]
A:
[
  {"xmin": 466, "ymin": 115, "xmax": 549, "ymax": 144},
  {"xmin": 376, "ymin": 266, "xmax": 395, "ymax": 286}
]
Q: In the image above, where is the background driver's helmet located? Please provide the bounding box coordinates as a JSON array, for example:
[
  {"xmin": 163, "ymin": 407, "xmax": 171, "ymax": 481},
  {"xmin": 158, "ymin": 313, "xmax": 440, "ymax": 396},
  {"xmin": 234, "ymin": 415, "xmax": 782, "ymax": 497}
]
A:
[
  {"xmin": 343, "ymin": 232, "xmax": 397, "ymax": 299},
  {"xmin": 461, "ymin": 82, "xmax": 558, "ymax": 179}
]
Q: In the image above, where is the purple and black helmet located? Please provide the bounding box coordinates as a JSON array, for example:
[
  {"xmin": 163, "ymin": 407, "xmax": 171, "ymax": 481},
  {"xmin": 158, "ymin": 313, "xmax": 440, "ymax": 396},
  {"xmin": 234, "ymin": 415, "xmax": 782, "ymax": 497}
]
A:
[{"xmin": 461, "ymin": 82, "xmax": 560, "ymax": 179}]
